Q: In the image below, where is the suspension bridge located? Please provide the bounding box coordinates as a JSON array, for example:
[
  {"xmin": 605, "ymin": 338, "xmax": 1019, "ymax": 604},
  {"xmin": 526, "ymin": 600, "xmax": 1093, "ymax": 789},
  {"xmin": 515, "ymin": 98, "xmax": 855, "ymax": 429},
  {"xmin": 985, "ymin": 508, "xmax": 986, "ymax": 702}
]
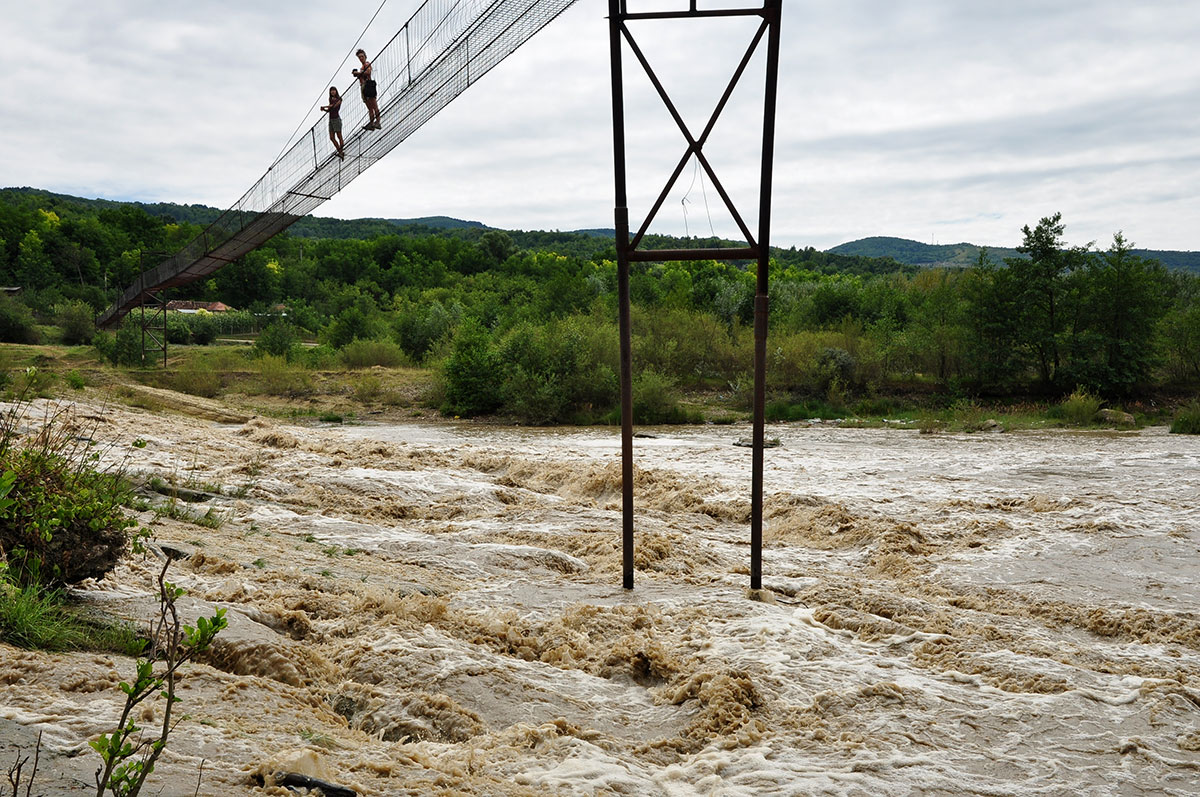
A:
[{"xmin": 97, "ymin": 0, "xmax": 580, "ymax": 328}]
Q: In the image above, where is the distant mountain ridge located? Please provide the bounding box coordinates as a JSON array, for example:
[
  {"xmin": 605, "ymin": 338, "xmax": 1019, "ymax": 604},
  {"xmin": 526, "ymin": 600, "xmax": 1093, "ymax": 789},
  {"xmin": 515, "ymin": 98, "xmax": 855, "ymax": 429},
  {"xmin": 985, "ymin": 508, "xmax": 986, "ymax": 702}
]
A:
[{"xmin": 830, "ymin": 235, "xmax": 1200, "ymax": 273}]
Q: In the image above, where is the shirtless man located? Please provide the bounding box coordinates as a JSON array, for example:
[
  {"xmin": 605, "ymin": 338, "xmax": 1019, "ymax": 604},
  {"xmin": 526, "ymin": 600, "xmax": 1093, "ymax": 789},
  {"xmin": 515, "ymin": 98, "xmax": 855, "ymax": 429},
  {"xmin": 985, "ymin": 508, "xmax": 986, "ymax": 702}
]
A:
[{"xmin": 353, "ymin": 49, "xmax": 382, "ymax": 130}]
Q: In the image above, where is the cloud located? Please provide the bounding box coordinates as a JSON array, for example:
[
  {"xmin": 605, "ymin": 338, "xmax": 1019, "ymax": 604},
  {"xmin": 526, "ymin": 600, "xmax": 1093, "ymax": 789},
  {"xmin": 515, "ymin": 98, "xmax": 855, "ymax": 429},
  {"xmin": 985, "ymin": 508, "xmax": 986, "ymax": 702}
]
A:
[{"xmin": 2, "ymin": 0, "xmax": 1198, "ymax": 252}]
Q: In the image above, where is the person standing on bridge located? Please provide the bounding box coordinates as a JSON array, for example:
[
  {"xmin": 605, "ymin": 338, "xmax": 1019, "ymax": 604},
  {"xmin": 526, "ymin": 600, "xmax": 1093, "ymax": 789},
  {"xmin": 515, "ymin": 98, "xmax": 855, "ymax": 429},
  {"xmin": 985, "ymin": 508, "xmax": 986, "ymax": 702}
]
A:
[
  {"xmin": 353, "ymin": 49, "xmax": 382, "ymax": 130},
  {"xmin": 321, "ymin": 87, "xmax": 345, "ymax": 159}
]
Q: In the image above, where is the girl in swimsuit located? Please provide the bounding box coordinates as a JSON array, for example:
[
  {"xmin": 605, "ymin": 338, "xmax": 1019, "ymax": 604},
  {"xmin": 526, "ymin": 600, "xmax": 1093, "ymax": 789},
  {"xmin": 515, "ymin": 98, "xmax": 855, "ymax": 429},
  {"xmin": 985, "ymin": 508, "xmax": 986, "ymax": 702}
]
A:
[{"xmin": 321, "ymin": 87, "xmax": 345, "ymax": 159}]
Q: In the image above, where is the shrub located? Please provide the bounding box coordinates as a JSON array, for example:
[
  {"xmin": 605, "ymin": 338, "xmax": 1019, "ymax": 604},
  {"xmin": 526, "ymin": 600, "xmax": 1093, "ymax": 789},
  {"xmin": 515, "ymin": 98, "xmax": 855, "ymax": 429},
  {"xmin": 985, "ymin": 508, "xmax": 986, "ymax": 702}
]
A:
[
  {"xmin": 65, "ymin": 369, "xmax": 86, "ymax": 390},
  {"xmin": 394, "ymin": 300, "xmax": 456, "ymax": 362},
  {"xmin": 632, "ymin": 370, "xmax": 694, "ymax": 424},
  {"xmin": 95, "ymin": 324, "xmax": 145, "ymax": 367},
  {"xmin": 255, "ymin": 320, "xmax": 299, "ymax": 358},
  {"xmin": 55, "ymin": 300, "xmax": 96, "ymax": 345},
  {"xmin": 341, "ymin": 338, "xmax": 408, "ymax": 369},
  {"xmin": 0, "ymin": 401, "xmax": 134, "ymax": 587},
  {"xmin": 817, "ymin": 347, "xmax": 856, "ymax": 386},
  {"xmin": 0, "ymin": 296, "xmax": 40, "ymax": 344},
  {"xmin": 442, "ymin": 321, "xmax": 502, "ymax": 416},
  {"xmin": 490, "ymin": 318, "xmax": 621, "ymax": 424},
  {"xmin": 165, "ymin": 314, "xmax": 192, "ymax": 344},
  {"xmin": 1170, "ymin": 402, "xmax": 1200, "ymax": 435},
  {"xmin": 1057, "ymin": 388, "xmax": 1102, "ymax": 427},
  {"xmin": 324, "ymin": 306, "xmax": 371, "ymax": 349},
  {"xmin": 631, "ymin": 307, "xmax": 746, "ymax": 385},
  {"xmin": 189, "ymin": 313, "xmax": 219, "ymax": 345},
  {"xmin": 765, "ymin": 398, "xmax": 842, "ymax": 422}
]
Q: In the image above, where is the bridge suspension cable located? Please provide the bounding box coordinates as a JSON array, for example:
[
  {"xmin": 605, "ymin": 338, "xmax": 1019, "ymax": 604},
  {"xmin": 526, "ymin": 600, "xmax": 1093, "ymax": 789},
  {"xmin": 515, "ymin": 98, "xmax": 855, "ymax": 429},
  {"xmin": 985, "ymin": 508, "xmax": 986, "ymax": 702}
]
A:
[
  {"xmin": 99, "ymin": 0, "xmax": 579, "ymax": 328},
  {"xmin": 271, "ymin": 0, "xmax": 394, "ymax": 167}
]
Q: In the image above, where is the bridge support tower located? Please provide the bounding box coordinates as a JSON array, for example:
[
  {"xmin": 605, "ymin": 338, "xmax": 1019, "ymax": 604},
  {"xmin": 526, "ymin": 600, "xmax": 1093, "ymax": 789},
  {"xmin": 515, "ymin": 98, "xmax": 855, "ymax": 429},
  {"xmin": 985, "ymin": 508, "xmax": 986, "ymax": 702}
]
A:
[{"xmin": 608, "ymin": 0, "xmax": 782, "ymax": 591}]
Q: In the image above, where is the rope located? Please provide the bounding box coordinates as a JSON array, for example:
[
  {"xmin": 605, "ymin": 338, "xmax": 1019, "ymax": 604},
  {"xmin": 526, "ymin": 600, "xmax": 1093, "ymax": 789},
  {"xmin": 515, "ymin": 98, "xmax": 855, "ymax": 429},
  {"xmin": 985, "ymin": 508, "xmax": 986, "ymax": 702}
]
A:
[
  {"xmin": 270, "ymin": 0, "xmax": 393, "ymax": 165},
  {"xmin": 680, "ymin": 154, "xmax": 716, "ymax": 239}
]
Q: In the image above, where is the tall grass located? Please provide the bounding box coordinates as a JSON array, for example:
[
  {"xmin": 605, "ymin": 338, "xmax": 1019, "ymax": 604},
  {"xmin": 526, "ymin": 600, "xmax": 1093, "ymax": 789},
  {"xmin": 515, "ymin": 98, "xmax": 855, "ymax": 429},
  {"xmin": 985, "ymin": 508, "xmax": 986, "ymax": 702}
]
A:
[
  {"xmin": 1170, "ymin": 402, "xmax": 1200, "ymax": 435},
  {"xmin": 251, "ymin": 355, "xmax": 313, "ymax": 396},
  {"xmin": 170, "ymin": 360, "xmax": 222, "ymax": 398},
  {"xmin": 1056, "ymin": 388, "xmax": 1102, "ymax": 427},
  {"xmin": 0, "ymin": 580, "xmax": 84, "ymax": 650}
]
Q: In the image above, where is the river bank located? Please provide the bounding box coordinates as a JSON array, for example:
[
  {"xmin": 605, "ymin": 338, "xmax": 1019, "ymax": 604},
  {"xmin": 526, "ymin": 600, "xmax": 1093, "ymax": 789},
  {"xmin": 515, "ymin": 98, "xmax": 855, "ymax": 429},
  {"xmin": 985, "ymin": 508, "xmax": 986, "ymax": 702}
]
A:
[{"xmin": 2, "ymin": 391, "xmax": 1200, "ymax": 795}]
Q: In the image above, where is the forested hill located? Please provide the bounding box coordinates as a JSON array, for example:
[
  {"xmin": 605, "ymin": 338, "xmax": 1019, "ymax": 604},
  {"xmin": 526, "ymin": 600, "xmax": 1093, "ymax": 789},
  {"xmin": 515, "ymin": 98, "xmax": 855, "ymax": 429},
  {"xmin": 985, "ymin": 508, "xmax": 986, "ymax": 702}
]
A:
[
  {"xmin": 831, "ymin": 235, "xmax": 1200, "ymax": 274},
  {"xmin": 0, "ymin": 187, "xmax": 486, "ymax": 240},
  {"xmin": 0, "ymin": 187, "xmax": 906, "ymax": 273},
  {"xmin": 7, "ymin": 187, "xmax": 1197, "ymax": 275}
]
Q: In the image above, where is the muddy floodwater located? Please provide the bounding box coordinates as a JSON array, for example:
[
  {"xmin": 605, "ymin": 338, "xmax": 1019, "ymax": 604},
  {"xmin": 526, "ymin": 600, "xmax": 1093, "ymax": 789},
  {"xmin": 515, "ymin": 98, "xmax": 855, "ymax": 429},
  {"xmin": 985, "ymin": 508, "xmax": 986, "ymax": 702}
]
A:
[{"xmin": 3, "ymin": 401, "xmax": 1200, "ymax": 795}]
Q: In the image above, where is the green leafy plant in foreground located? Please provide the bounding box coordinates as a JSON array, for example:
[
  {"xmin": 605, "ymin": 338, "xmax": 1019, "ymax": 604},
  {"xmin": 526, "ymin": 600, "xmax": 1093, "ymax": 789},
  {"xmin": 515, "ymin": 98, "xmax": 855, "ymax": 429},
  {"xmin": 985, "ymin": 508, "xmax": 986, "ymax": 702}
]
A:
[
  {"xmin": 0, "ymin": 397, "xmax": 135, "ymax": 588},
  {"xmin": 90, "ymin": 559, "xmax": 226, "ymax": 797}
]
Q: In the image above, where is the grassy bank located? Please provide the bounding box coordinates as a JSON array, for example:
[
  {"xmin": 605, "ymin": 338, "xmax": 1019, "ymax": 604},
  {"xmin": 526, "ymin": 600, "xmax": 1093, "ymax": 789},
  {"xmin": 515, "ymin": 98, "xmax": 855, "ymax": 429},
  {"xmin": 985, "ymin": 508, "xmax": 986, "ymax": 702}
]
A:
[{"xmin": 3, "ymin": 341, "xmax": 1194, "ymax": 434}]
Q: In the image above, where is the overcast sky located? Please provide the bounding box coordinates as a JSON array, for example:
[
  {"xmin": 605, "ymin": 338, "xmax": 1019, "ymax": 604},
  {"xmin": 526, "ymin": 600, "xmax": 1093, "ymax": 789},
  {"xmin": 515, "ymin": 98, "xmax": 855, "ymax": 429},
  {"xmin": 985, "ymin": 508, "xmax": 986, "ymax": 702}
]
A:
[{"xmin": 3, "ymin": 0, "xmax": 1198, "ymax": 252}]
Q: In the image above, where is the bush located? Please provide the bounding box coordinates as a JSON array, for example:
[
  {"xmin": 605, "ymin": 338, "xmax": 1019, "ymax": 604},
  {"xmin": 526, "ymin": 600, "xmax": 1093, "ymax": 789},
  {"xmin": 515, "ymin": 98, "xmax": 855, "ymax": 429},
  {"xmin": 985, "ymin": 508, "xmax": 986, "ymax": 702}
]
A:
[
  {"xmin": 255, "ymin": 320, "xmax": 299, "ymax": 358},
  {"xmin": 394, "ymin": 300, "xmax": 456, "ymax": 362},
  {"xmin": 442, "ymin": 321, "xmax": 502, "ymax": 417},
  {"xmin": 632, "ymin": 370, "xmax": 695, "ymax": 424},
  {"xmin": 765, "ymin": 398, "xmax": 842, "ymax": 422},
  {"xmin": 189, "ymin": 313, "xmax": 219, "ymax": 345},
  {"xmin": 341, "ymin": 338, "xmax": 408, "ymax": 369},
  {"xmin": 0, "ymin": 401, "xmax": 134, "ymax": 587},
  {"xmin": 94, "ymin": 324, "xmax": 145, "ymax": 367},
  {"xmin": 353, "ymin": 374, "xmax": 383, "ymax": 403},
  {"xmin": 295, "ymin": 343, "xmax": 340, "ymax": 370},
  {"xmin": 324, "ymin": 307, "xmax": 372, "ymax": 349},
  {"xmin": 492, "ymin": 318, "xmax": 620, "ymax": 424},
  {"xmin": 1056, "ymin": 388, "xmax": 1102, "ymax": 427},
  {"xmin": 0, "ymin": 296, "xmax": 40, "ymax": 344},
  {"xmin": 65, "ymin": 370, "xmax": 87, "ymax": 390},
  {"xmin": 1170, "ymin": 402, "xmax": 1200, "ymax": 435},
  {"xmin": 165, "ymin": 314, "xmax": 192, "ymax": 344},
  {"xmin": 55, "ymin": 300, "xmax": 96, "ymax": 345}
]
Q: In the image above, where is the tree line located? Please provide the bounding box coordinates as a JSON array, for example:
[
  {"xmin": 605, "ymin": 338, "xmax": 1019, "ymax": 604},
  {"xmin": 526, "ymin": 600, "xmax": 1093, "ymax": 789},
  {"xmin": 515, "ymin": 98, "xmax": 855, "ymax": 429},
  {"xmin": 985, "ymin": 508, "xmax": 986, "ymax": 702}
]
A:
[{"xmin": 1, "ymin": 190, "xmax": 1197, "ymax": 421}]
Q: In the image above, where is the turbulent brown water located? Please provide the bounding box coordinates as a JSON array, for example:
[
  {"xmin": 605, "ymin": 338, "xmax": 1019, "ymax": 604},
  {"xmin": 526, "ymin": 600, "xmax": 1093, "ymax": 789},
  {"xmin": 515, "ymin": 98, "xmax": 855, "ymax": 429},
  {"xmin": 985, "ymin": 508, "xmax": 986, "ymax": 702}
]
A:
[{"xmin": 3, "ymin": 401, "xmax": 1200, "ymax": 795}]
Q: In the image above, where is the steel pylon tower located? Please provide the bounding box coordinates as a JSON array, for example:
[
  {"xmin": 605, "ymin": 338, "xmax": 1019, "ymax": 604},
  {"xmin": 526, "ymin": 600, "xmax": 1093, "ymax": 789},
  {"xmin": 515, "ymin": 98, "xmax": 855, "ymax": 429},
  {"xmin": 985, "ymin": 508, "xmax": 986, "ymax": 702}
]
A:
[{"xmin": 608, "ymin": 0, "xmax": 783, "ymax": 591}]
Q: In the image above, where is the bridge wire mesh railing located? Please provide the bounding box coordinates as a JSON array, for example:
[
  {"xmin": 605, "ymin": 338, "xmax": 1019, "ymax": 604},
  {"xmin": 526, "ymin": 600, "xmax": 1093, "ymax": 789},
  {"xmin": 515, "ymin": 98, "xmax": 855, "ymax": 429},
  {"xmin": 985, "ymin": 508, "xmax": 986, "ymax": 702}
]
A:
[{"xmin": 100, "ymin": 0, "xmax": 579, "ymax": 326}]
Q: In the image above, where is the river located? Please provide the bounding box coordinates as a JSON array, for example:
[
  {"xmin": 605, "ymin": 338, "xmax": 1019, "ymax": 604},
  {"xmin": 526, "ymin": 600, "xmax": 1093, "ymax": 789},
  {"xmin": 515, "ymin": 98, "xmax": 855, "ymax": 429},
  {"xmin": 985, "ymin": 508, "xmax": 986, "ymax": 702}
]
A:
[{"xmin": 4, "ymin": 406, "xmax": 1199, "ymax": 795}]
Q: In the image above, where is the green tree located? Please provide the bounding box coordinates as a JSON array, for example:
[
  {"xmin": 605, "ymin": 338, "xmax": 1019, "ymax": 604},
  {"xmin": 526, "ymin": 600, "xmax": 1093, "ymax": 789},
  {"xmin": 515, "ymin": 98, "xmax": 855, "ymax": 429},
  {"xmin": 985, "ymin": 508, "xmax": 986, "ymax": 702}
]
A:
[
  {"xmin": 907, "ymin": 268, "xmax": 964, "ymax": 383},
  {"xmin": 15, "ymin": 229, "xmax": 53, "ymax": 290},
  {"xmin": 1005, "ymin": 213, "xmax": 1086, "ymax": 389},
  {"xmin": 1070, "ymin": 233, "xmax": 1167, "ymax": 396},
  {"xmin": 961, "ymin": 249, "xmax": 1023, "ymax": 390},
  {"xmin": 479, "ymin": 230, "xmax": 518, "ymax": 266}
]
